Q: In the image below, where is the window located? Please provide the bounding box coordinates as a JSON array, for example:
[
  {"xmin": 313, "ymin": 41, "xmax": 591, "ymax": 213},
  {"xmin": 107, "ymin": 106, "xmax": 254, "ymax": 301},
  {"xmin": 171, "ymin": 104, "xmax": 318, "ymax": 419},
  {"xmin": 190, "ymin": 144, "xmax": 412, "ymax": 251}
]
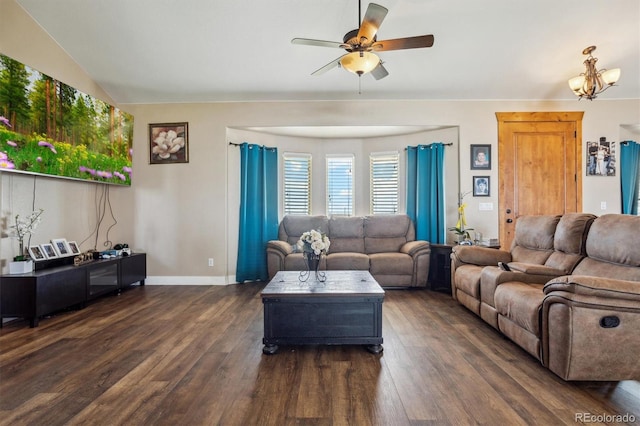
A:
[
  {"xmin": 370, "ymin": 151, "xmax": 399, "ymax": 214},
  {"xmin": 283, "ymin": 153, "xmax": 311, "ymax": 215},
  {"xmin": 326, "ymin": 155, "xmax": 354, "ymax": 216}
]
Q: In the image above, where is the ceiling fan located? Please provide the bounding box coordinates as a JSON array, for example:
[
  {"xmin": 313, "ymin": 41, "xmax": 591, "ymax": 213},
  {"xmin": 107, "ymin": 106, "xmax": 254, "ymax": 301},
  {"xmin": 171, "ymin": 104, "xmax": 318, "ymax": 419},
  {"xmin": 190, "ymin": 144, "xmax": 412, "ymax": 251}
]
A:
[{"xmin": 292, "ymin": 1, "xmax": 434, "ymax": 80}]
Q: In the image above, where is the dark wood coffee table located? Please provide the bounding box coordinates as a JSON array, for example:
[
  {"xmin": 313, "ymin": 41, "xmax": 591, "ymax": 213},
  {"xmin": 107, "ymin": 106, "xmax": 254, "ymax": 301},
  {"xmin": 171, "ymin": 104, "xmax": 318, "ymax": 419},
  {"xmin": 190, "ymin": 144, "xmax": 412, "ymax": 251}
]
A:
[{"xmin": 261, "ymin": 270, "xmax": 384, "ymax": 354}]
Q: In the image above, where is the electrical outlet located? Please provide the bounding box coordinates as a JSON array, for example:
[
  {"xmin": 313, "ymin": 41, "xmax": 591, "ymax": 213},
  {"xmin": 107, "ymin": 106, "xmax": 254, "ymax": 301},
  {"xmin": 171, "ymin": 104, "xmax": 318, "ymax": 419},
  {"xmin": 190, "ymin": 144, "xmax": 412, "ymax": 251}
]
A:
[
  {"xmin": 208, "ymin": 258, "xmax": 214, "ymax": 267},
  {"xmin": 600, "ymin": 201, "xmax": 607, "ymax": 210}
]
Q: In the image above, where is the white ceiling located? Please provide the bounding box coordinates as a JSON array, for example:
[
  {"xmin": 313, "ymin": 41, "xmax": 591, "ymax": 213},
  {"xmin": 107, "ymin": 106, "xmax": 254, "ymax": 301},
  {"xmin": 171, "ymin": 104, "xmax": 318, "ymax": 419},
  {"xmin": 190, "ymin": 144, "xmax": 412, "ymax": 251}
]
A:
[{"xmin": 16, "ymin": 0, "xmax": 640, "ymax": 105}]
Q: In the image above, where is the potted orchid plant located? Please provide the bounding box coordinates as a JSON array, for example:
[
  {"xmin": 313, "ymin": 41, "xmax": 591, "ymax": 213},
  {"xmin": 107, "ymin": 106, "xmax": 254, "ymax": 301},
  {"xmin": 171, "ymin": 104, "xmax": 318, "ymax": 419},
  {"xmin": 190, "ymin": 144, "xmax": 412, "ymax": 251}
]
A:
[
  {"xmin": 448, "ymin": 191, "xmax": 473, "ymax": 244},
  {"xmin": 10, "ymin": 208, "xmax": 44, "ymax": 264}
]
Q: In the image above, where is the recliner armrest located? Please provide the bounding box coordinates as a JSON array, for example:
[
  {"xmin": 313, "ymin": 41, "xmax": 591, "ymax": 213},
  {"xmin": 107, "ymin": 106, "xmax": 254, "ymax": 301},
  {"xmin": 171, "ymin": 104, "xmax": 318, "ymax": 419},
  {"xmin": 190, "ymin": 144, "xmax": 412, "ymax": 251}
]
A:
[
  {"xmin": 400, "ymin": 240, "xmax": 430, "ymax": 257},
  {"xmin": 451, "ymin": 245, "xmax": 512, "ymax": 266},
  {"xmin": 508, "ymin": 262, "xmax": 566, "ymax": 276},
  {"xmin": 544, "ymin": 275, "xmax": 640, "ymax": 301},
  {"xmin": 266, "ymin": 240, "xmax": 293, "ymax": 257}
]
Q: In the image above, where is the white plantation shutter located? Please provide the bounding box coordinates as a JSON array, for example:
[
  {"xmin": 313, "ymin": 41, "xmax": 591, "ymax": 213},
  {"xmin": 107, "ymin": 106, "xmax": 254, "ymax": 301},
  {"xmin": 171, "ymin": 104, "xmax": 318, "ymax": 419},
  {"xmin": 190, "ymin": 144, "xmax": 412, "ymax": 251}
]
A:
[
  {"xmin": 326, "ymin": 155, "xmax": 354, "ymax": 216},
  {"xmin": 370, "ymin": 151, "xmax": 399, "ymax": 214},
  {"xmin": 283, "ymin": 153, "xmax": 311, "ymax": 215}
]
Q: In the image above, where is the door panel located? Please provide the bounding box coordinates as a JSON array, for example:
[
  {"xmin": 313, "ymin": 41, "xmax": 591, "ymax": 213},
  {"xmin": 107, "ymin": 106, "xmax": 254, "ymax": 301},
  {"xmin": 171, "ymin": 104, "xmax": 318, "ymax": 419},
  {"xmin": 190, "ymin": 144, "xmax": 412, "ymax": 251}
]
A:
[{"xmin": 497, "ymin": 112, "xmax": 583, "ymax": 249}]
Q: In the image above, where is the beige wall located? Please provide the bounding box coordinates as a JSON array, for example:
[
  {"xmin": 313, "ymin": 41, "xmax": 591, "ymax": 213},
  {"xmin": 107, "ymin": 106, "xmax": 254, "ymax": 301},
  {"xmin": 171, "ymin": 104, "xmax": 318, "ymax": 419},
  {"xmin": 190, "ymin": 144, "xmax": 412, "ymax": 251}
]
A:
[{"xmin": 2, "ymin": 0, "xmax": 639, "ymax": 282}]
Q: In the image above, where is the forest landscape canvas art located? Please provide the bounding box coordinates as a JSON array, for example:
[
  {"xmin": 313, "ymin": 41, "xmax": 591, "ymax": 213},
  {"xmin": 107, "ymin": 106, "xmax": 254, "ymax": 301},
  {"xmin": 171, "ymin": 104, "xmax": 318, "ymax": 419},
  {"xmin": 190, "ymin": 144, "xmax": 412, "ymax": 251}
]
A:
[{"xmin": 0, "ymin": 53, "xmax": 134, "ymax": 186}]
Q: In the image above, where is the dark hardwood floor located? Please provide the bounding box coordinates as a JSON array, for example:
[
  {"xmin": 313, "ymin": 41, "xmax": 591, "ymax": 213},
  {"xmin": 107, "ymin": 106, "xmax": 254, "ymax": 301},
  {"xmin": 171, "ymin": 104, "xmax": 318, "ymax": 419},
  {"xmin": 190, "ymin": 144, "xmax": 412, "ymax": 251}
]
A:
[{"xmin": 0, "ymin": 284, "xmax": 638, "ymax": 425}]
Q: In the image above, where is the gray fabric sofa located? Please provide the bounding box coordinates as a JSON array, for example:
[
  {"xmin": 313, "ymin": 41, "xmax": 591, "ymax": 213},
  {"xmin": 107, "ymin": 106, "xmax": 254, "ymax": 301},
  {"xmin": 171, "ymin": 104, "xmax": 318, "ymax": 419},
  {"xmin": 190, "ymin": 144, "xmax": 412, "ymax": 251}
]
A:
[
  {"xmin": 451, "ymin": 213, "xmax": 640, "ymax": 381},
  {"xmin": 267, "ymin": 214, "xmax": 431, "ymax": 288}
]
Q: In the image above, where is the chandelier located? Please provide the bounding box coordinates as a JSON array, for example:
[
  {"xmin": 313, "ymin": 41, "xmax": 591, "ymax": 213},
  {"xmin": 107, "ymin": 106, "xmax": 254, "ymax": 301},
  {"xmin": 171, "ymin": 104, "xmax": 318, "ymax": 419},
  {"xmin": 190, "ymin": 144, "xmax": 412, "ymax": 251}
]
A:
[{"xmin": 568, "ymin": 46, "xmax": 620, "ymax": 100}]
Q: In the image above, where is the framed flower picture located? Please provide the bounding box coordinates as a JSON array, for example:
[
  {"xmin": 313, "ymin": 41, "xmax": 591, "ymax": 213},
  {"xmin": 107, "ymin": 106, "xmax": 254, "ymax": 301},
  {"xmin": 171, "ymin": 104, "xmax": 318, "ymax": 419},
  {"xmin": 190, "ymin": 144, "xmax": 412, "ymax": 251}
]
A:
[{"xmin": 149, "ymin": 122, "xmax": 189, "ymax": 164}]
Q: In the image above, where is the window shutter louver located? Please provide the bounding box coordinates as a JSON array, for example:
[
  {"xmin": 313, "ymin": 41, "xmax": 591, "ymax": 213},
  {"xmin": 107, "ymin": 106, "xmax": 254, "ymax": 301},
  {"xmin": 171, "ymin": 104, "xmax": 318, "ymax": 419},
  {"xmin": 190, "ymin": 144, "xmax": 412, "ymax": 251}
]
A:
[
  {"xmin": 327, "ymin": 155, "xmax": 354, "ymax": 216},
  {"xmin": 370, "ymin": 152, "xmax": 399, "ymax": 214},
  {"xmin": 283, "ymin": 154, "xmax": 311, "ymax": 215}
]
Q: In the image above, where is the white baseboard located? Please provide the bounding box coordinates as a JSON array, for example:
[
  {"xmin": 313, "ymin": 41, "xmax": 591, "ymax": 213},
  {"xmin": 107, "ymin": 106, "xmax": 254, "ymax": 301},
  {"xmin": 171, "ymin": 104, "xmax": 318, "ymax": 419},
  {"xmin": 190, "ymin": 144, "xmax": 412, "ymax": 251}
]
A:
[{"xmin": 145, "ymin": 275, "xmax": 233, "ymax": 285}]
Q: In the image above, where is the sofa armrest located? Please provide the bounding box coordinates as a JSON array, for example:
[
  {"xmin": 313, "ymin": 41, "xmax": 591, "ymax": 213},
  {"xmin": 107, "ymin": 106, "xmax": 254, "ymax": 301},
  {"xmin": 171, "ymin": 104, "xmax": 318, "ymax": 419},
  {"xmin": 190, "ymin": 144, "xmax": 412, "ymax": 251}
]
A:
[
  {"xmin": 451, "ymin": 245, "xmax": 512, "ymax": 266},
  {"xmin": 543, "ymin": 275, "xmax": 640, "ymax": 301},
  {"xmin": 400, "ymin": 240, "xmax": 431, "ymax": 257},
  {"xmin": 266, "ymin": 240, "xmax": 293, "ymax": 279},
  {"xmin": 480, "ymin": 266, "xmax": 556, "ymax": 307},
  {"xmin": 267, "ymin": 240, "xmax": 293, "ymax": 257},
  {"xmin": 508, "ymin": 262, "xmax": 565, "ymax": 276}
]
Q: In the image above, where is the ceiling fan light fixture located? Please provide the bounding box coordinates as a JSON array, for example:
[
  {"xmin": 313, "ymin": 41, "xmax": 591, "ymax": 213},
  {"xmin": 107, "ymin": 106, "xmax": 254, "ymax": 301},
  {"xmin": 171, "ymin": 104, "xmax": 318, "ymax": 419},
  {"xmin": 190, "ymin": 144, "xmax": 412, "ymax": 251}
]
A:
[{"xmin": 340, "ymin": 51, "xmax": 380, "ymax": 75}]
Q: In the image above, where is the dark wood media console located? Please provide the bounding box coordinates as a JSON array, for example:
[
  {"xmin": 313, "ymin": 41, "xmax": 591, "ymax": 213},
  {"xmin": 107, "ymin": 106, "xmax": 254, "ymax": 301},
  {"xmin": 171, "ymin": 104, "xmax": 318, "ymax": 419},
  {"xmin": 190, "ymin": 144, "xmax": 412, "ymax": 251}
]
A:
[{"xmin": 0, "ymin": 252, "xmax": 146, "ymax": 327}]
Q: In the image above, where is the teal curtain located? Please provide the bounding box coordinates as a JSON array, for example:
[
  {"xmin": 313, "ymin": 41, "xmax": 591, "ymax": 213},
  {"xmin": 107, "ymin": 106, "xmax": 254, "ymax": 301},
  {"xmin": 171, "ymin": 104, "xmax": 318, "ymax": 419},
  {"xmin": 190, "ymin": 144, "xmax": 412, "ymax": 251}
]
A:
[
  {"xmin": 406, "ymin": 143, "xmax": 445, "ymax": 243},
  {"xmin": 236, "ymin": 143, "xmax": 278, "ymax": 282},
  {"xmin": 620, "ymin": 140, "xmax": 640, "ymax": 215}
]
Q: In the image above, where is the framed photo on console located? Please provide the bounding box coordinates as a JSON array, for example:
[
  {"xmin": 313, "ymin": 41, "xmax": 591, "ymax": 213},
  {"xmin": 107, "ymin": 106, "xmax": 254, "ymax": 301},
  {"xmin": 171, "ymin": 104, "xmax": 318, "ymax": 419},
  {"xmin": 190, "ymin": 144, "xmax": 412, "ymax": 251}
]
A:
[
  {"xmin": 67, "ymin": 241, "xmax": 81, "ymax": 255},
  {"xmin": 28, "ymin": 245, "xmax": 47, "ymax": 261},
  {"xmin": 51, "ymin": 238, "xmax": 71, "ymax": 257},
  {"xmin": 41, "ymin": 243, "xmax": 57, "ymax": 259}
]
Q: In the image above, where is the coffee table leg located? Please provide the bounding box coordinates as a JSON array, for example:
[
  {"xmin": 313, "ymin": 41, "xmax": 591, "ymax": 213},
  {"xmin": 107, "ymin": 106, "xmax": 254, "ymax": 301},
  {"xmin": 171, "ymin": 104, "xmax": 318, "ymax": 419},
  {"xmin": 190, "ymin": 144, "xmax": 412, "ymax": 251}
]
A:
[
  {"xmin": 263, "ymin": 344, "xmax": 279, "ymax": 355},
  {"xmin": 367, "ymin": 344, "xmax": 383, "ymax": 354}
]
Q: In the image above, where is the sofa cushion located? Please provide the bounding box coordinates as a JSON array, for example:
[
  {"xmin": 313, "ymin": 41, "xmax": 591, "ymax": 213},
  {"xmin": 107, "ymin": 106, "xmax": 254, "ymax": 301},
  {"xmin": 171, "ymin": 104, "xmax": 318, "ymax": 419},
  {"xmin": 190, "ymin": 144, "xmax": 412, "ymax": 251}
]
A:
[
  {"xmin": 325, "ymin": 252, "xmax": 369, "ymax": 270},
  {"xmin": 495, "ymin": 282, "xmax": 545, "ymax": 337},
  {"xmin": 510, "ymin": 215, "xmax": 560, "ymax": 264},
  {"xmin": 279, "ymin": 215, "xmax": 329, "ymax": 246},
  {"xmin": 544, "ymin": 213, "xmax": 596, "ymax": 273},
  {"xmin": 454, "ymin": 264, "xmax": 484, "ymax": 299},
  {"xmin": 364, "ymin": 215, "xmax": 412, "ymax": 254},
  {"xmin": 572, "ymin": 214, "xmax": 640, "ymax": 281},
  {"xmin": 284, "ymin": 253, "xmax": 327, "ymax": 271},
  {"xmin": 369, "ymin": 252, "xmax": 414, "ymax": 276},
  {"xmin": 328, "ymin": 216, "xmax": 365, "ymax": 253}
]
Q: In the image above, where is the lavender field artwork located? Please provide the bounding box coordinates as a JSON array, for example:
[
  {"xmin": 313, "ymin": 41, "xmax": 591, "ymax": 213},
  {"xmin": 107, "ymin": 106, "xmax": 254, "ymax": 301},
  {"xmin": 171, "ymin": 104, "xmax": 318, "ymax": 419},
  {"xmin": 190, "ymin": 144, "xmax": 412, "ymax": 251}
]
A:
[{"xmin": 0, "ymin": 53, "xmax": 133, "ymax": 185}]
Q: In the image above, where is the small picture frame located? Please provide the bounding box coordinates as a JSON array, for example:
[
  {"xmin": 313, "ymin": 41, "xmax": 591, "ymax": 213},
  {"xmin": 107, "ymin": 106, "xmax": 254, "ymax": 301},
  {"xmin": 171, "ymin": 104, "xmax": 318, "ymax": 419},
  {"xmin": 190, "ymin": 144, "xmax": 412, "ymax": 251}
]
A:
[
  {"xmin": 149, "ymin": 122, "xmax": 189, "ymax": 164},
  {"xmin": 473, "ymin": 176, "xmax": 490, "ymax": 197},
  {"xmin": 41, "ymin": 243, "xmax": 57, "ymax": 259},
  {"xmin": 28, "ymin": 245, "xmax": 47, "ymax": 261},
  {"xmin": 67, "ymin": 241, "xmax": 81, "ymax": 255},
  {"xmin": 51, "ymin": 238, "xmax": 71, "ymax": 257},
  {"xmin": 471, "ymin": 144, "xmax": 491, "ymax": 170}
]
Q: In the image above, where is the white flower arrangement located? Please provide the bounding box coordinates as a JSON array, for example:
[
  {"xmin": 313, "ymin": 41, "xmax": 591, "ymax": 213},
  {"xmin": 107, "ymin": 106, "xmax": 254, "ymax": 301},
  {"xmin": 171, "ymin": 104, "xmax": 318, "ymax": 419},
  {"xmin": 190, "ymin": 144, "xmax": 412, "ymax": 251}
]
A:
[
  {"xmin": 297, "ymin": 229, "xmax": 330, "ymax": 256},
  {"xmin": 10, "ymin": 208, "xmax": 44, "ymax": 260}
]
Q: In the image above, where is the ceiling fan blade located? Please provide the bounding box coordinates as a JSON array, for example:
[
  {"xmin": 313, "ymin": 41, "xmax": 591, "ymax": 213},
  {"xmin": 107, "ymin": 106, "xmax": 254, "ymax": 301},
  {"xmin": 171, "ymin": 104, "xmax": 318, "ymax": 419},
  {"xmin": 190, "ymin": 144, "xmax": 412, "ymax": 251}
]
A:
[
  {"xmin": 357, "ymin": 3, "xmax": 388, "ymax": 44},
  {"xmin": 311, "ymin": 55, "xmax": 346, "ymax": 75},
  {"xmin": 373, "ymin": 35, "xmax": 434, "ymax": 51},
  {"xmin": 371, "ymin": 62, "xmax": 389, "ymax": 80},
  {"xmin": 292, "ymin": 38, "xmax": 345, "ymax": 49}
]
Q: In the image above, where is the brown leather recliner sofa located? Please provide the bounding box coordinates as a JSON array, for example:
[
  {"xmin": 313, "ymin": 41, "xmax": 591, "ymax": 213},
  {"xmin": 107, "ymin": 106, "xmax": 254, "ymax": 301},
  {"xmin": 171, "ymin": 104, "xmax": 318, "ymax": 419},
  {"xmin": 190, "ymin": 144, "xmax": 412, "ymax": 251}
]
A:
[
  {"xmin": 451, "ymin": 213, "xmax": 640, "ymax": 381},
  {"xmin": 267, "ymin": 214, "xmax": 431, "ymax": 288}
]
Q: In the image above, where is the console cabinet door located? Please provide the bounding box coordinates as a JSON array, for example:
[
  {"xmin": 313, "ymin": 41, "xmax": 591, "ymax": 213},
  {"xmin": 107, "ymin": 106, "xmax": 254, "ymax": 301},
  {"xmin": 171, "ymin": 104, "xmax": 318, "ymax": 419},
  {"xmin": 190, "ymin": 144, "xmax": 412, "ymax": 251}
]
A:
[{"xmin": 120, "ymin": 253, "xmax": 147, "ymax": 288}]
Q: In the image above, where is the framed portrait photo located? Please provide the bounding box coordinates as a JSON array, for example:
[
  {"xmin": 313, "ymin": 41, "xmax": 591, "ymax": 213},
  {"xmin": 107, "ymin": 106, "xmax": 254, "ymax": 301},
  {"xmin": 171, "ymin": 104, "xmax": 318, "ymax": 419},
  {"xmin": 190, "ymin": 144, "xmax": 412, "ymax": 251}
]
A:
[
  {"xmin": 41, "ymin": 243, "xmax": 57, "ymax": 259},
  {"xmin": 471, "ymin": 144, "xmax": 491, "ymax": 170},
  {"xmin": 149, "ymin": 122, "xmax": 189, "ymax": 164},
  {"xmin": 51, "ymin": 238, "xmax": 71, "ymax": 257},
  {"xmin": 67, "ymin": 241, "xmax": 81, "ymax": 255},
  {"xmin": 28, "ymin": 245, "xmax": 47, "ymax": 261},
  {"xmin": 473, "ymin": 176, "xmax": 490, "ymax": 197}
]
